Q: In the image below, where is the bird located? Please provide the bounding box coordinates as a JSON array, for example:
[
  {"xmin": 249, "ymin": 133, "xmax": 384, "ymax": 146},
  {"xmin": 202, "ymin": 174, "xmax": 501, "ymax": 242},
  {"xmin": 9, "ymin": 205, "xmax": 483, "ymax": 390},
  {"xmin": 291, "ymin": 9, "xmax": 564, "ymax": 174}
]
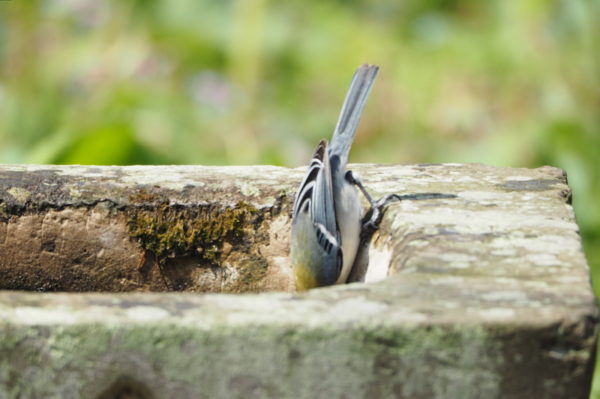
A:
[{"xmin": 290, "ymin": 64, "xmax": 379, "ymax": 291}]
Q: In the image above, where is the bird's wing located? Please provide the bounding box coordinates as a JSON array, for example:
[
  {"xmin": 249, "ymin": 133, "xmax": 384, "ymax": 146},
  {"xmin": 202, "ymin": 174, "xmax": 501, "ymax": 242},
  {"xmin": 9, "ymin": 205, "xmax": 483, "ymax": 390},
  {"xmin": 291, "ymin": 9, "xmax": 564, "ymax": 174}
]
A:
[{"xmin": 292, "ymin": 140, "xmax": 338, "ymax": 241}]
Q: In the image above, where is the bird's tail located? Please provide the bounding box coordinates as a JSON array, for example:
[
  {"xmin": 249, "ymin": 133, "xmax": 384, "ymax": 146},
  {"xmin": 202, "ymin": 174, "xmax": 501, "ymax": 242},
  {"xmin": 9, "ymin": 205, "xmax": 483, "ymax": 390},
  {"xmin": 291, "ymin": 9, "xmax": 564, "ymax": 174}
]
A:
[{"xmin": 329, "ymin": 64, "xmax": 379, "ymax": 167}]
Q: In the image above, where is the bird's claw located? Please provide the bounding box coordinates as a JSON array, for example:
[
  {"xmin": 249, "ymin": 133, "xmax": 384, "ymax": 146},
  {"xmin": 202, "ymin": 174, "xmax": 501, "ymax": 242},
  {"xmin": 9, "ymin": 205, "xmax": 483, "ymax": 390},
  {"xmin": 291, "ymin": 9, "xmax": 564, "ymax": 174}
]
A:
[{"xmin": 361, "ymin": 193, "xmax": 402, "ymax": 232}]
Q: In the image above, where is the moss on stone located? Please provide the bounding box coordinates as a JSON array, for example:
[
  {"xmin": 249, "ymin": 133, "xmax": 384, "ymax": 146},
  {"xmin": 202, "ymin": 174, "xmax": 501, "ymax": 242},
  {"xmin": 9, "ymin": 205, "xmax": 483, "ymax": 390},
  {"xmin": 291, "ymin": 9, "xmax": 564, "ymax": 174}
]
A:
[{"xmin": 126, "ymin": 194, "xmax": 258, "ymax": 266}]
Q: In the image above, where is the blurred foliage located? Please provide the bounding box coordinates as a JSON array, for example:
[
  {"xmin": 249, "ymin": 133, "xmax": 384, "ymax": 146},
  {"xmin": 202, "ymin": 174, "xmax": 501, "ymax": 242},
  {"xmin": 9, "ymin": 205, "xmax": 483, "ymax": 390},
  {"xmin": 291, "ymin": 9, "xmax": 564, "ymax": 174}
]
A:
[{"xmin": 0, "ymin": 0, "xmax": 599, "ymax": 394}]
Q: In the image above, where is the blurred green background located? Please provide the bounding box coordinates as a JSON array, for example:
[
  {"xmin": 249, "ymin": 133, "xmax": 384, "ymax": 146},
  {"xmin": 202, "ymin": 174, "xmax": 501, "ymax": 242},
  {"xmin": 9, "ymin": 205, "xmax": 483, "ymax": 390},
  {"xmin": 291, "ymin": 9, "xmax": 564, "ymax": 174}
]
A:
[{"xmin": 0, "ymin": 0, "xmax": 599, "ymax": 395}]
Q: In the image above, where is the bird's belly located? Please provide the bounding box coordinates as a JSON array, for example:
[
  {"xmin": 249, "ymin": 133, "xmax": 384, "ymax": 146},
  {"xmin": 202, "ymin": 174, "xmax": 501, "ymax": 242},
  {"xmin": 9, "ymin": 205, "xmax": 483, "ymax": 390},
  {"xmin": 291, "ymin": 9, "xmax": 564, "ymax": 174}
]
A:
[{"xmin": 335, "ymin": 187, "xmax": 362, "ymax": 284}]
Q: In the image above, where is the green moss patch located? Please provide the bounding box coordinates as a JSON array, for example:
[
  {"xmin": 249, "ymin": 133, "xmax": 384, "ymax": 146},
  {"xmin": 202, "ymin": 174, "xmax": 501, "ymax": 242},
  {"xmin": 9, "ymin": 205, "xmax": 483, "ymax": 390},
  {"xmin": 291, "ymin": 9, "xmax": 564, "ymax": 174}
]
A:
[{"xmin": 127, "ymin": 194, "xmax": 259, "ymax": 266}]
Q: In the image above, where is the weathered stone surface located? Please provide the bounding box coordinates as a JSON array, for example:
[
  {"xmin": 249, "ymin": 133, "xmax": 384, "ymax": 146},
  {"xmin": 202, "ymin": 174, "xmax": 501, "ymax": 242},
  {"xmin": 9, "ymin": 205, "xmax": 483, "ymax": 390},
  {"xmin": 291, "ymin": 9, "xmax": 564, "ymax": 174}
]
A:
[
  {"xmin": 0, "ymin": 165, "xmax": 296, "ymax": 293},
  {"xmin": 0, "ymin": 163, "xmax": 596, "ymax": 399}
]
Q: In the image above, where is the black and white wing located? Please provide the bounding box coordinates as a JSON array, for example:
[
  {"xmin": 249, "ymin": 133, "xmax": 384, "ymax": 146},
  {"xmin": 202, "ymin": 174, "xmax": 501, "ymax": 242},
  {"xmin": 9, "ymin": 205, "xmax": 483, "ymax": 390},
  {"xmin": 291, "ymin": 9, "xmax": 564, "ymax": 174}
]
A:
[{"xmin": 292, "ymin": 140, "xmax": 340, "ymax": 255}]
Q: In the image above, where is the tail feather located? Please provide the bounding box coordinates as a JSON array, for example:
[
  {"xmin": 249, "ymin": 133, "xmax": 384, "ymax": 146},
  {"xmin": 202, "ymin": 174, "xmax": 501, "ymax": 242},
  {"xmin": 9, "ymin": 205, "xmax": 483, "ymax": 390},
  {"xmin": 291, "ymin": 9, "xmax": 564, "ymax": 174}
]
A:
[{"xmin": 329, "ymin": 64, "xmax": 379, "ymax": 167}]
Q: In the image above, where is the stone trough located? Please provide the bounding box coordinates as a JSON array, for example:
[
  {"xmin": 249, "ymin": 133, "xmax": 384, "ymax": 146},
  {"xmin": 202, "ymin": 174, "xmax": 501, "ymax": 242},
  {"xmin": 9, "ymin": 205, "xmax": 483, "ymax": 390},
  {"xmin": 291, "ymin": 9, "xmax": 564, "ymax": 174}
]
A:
[{"xmin": 0, "ymin": 163, "xmax": 596, "ymax": 398}]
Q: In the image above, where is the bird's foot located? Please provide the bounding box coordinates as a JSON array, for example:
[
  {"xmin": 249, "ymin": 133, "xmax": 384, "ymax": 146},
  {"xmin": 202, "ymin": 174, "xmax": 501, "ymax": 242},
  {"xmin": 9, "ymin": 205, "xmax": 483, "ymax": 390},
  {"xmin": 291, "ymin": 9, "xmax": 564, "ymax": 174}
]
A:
[
  {"xmin": 345, "ymin": 170, "xmax": 402, "ymax": 232},
  {"xmin": 361, "ymin": 194, "xmax": 402, "ymax": 232}
]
